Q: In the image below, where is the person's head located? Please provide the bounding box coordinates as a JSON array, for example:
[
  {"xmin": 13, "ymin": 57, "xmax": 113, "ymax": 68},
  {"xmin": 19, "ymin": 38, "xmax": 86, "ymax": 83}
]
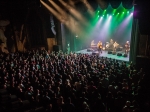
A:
[
  {"xmin": 83, "ymin": 102, "xmax": 89, "ymax": 109},
  {"xmin": 107, "ymin": 92, "xmax": 113, "ymax": 98},
  {"xmin": 47, "ymin": 104, "xmax": 52, "ymax": 110},
  {"xmin": 3, "ymin": 84, "xmax": 7, "ymax": 89},
  {"xmin": 57, "ymin": 96, "xmax": 64, "ymax": 104},
  {"xmin": 84, "ymin": 108, "xmax": 90, "ymax": 112},
  {"xmin": 56, "ymin": 87, "xmax": 60, "ymax": 92},
  {"xmin": 46, "ymin": 92, "xmax": 48, "ymax": 96},
  {"xmin": 66, "ymin": 97, "xmax": 71, "ymax": 104},
  {"xmin": 125, "ymin": 101, "xmax": 131, "ymax": 107},
  {"xmin": 90, "ymin": 81, "xmax": 94, "ymax": 86},
  {"xmin": 37, "ymin": 89, "xmax": 40, "ymax": 94},
  {"xmin": 117, "ymin": 91, "xmax": 122, "ymax": 97}
]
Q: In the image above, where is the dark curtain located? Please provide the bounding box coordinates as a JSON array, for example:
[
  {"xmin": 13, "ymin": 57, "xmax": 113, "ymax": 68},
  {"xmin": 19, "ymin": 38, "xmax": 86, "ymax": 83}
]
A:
[
  {"xmin": 55, "ymin": 19, "xmax": 62, "ymax": 50},
  {"xmin": 129, "ymin": 19, "xmax": 139, "ymax": 64},
  {"xmin": 61, "ymin": 23, "xmax": 69, "ymax": 52},
  {"xmin": 27, "ymin": 9, "xmax": 45, "ymax": 48}
]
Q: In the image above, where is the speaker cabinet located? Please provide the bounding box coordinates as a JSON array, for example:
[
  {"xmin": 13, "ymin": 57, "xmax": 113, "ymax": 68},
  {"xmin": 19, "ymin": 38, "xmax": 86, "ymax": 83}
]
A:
[
  {"xmin": 108, "ymin": 51, "xmax": 112, "ymax": 54},
  {"xmin": 123, "ymin": 54, "xmax": 128, "ymax": 57},
  {"xmin": 117, "ymin": 53, "xmax": 122, "ymax": 56},
  {"xmin": 53, "ymin": 45, "xmax": 60, "ymax": 52}
]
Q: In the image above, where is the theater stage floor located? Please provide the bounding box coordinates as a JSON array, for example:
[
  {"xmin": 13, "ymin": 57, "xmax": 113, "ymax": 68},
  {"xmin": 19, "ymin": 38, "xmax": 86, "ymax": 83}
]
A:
[{"xmin": 76, "ymin": 49, "xmax": 129, "ymax": 62}]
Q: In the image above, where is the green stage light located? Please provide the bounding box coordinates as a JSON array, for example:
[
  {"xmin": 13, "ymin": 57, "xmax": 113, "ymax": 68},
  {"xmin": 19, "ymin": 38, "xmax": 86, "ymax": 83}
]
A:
[
  {"xmin": 103, "ymin": 15, "xmax": 104, "ymax": 16},
  {"xmin": 118, "ymin": 13, "xmax": 119, "ymax": 14},
  {"xmin": 112, "ymin": 9, "xmax": 116, "ymax": 15},
  {"xmin": 127, "ymin": 11, "xmax": 129, "ymax": 13},
  {"xmin": 103, "ymin": 10, "xmax": 106, "ymax": 15}
]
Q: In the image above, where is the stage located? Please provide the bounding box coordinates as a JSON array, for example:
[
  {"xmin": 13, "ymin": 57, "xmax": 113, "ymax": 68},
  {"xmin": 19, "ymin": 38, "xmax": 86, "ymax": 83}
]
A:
[{"xmin": 76, "ymin": 49, "xmax": 129, "ymax": 62}]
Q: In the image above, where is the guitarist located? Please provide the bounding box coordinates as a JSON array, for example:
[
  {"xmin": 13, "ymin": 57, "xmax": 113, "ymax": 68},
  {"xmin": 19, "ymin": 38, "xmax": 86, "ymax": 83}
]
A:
[
  {"xmin": 97, "ymin": 41, "xmax": 102, "ymax": 53},
  {"xmin": 125, "ymin": 41, "xmax": 130, "ymax": 54}
]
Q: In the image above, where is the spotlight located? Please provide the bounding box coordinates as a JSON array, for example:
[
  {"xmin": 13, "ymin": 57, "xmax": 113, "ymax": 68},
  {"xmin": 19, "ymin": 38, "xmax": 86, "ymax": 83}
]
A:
[
  {"xmin": 127, "ymin": 11, "xmax": 129, "ymax": 13},
  {"xmin": 118, "ymin": 13, "xmax": 119, "ymax": 14},
  {"xmin": 109, "ymin": 15, "xmax": 112, "ymax": 19}
]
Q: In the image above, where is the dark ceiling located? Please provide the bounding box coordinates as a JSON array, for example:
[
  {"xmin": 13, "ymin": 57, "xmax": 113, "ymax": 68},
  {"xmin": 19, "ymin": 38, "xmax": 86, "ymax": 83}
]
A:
[
  {"xmin": 0, "ymin": 0, "xmax": 149, "ymax": 34},
  {"xmin": 0, "ymin": 0, "xmax": 149, "ymax": 21},
  {"xmin": 0, "ymin": 0, "xmax": 148, "ymax": 18}
]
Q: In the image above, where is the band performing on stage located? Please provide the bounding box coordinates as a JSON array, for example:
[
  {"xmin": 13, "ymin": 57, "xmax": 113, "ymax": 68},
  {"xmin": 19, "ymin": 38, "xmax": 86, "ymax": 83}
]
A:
[{"xmin": 90, "ymin": 39, "xmax": 130, "ymax": 55}]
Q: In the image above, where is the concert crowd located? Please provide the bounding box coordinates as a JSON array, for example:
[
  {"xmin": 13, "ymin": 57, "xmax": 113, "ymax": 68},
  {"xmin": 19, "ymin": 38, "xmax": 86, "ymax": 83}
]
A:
[{"xmin": 0, "ymin": 50, "xmax": 149, "ymax": 112}]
